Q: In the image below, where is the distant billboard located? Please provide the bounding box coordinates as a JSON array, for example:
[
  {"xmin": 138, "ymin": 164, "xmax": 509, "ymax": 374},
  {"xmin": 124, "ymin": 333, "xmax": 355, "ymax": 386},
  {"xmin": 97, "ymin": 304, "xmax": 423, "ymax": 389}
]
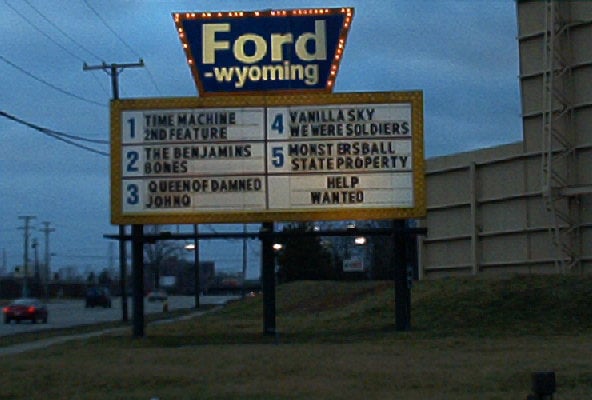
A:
[
  {"xmin": 173, "ymin": 8, "xmax": 354, "ymax": 95},
  {"xmin": 343, "ymin": 258, "xmax": 365, "ymax": 272},
  {"xmin": 110, "ymin": 91, "xmax": 425, "ymax": 225}
]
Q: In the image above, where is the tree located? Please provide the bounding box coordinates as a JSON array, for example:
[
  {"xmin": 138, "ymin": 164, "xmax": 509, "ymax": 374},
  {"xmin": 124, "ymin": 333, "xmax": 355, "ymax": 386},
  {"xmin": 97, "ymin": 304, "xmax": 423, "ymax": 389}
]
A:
[
  {"xmin": 276, "ymin": 222, "xmax": 336, "ymax": 282},
  {"xmin": 144, "ymin": 225, "xmax": 184, "ymax": 289},
  {"xmin": 98, "ymin": 268, "xmax": 112, "ymax": 286}
]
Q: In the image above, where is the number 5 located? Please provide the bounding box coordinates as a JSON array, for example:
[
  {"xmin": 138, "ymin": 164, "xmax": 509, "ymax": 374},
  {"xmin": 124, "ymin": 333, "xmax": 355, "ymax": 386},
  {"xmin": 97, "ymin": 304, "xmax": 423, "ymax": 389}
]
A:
[{"xmin": 271, "ymin": 147, "xmax": 284, "ymax": 168}]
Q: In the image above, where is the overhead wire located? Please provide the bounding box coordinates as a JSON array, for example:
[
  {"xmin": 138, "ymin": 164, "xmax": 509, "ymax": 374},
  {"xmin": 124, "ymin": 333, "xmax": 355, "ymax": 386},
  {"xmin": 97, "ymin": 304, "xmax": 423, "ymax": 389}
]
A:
[
  {"xmin": 20, "ymin": 0, "xmax": 105, "ymax": 62},
  {"xmin": 3, "ymin": 0, "xmax": 110, "ymax": 96},
  {"xmin": 80, "ymin": 0, "xmax": 162, "ymax": 95},
  {"xmin": 4, "ymin": 0, "xmax": 84, "ymax": 63},
  {"xmin": 0, "ymin": 110, "xmax": 109, "ymax": 157},
  {"xmin": 0, "ymin": 54, "xmax": 107, "ymax": 108}
]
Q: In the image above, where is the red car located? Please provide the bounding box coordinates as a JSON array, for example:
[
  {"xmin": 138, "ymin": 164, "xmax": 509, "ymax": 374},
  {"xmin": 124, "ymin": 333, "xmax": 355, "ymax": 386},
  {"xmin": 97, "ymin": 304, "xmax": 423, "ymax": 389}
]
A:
[{"xmin": 3, "ymin": 298, "xmax": 48, "ymax": 324}]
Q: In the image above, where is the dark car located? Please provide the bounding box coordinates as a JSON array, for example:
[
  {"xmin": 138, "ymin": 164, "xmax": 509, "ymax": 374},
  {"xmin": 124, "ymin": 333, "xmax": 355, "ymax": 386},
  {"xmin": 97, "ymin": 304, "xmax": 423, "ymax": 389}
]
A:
[
  {"xmin": 85, "ymin": 287, "xmax": 112, "ymax": 308},
  {"xmin": 3, "ymin": 298, "xmax": 48, "ymax": 324}
]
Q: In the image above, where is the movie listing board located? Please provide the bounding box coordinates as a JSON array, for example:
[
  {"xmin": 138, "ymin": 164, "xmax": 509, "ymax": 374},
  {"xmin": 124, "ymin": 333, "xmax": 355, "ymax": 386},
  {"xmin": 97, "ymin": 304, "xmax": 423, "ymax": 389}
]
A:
[{"xmin": 112, "ymin": 93, "xmax": 423, "ymax": 223}]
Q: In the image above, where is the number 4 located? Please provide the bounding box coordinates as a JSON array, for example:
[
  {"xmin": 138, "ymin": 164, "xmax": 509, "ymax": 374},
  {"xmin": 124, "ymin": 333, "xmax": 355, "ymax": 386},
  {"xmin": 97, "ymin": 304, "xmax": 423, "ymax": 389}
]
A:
[{"xmin": 271, "ymin": 114, "xmax": 284, "ymax": 134}]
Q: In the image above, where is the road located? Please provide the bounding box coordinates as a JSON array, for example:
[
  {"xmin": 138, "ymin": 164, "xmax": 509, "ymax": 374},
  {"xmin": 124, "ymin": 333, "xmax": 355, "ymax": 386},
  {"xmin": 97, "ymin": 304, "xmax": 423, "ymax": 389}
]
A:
[{"xmin": 0, "ymin": 295, "xmax": 237, "ymax": 337}]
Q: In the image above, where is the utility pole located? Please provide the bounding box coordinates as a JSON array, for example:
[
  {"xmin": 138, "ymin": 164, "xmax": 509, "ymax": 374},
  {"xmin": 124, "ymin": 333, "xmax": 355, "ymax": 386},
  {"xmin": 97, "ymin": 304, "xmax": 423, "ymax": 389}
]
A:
[
  {"xmin": 40, "ymin": 221, "xmax": 55, "ymax": 297},
  {"xmin": 83, "ymin": 59, "xmax": 144, "ymax": 326},
  {"xmin": 18, "ymin": 215, "xmax": 35, "ymax": 297},
  {"xmin": 83, "ymin": 60, "xmax": 144, "ymax": 101},
  {"xmin": 40, "ymin": 222, "xmax": 55, "ymax": 281},
  {"xmin": 32, "ymin": 238, "xmax": 40, "ymax": 281}
]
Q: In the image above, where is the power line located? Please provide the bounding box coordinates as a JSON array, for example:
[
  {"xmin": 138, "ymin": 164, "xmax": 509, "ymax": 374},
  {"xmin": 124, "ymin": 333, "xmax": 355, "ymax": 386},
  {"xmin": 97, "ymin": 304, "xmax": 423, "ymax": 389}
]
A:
[
  {"xmin": 3, "ymin": 0, "xmax": 109, "ymax": 96},
  {"xmin": 4, "ymin": 0, "xmax": 84, "ymax": 63},
  {"xmin": 80, "ymin": 0, "xmax": 162, "ymax": 95},
  {"xmin": 0, "ymin": 54, "xmax": 106, "ymax": 108},
  {"xmin": 4, "ymin": 0, "xmax": 107, "ymax": 97},
  {"xmin": 82, "ymin": 0, "xmax": 139, "ymax": 58},
  {"xmin": 140, "ymin": 60, "xmax": 163, "ymax": 96},
  {"xmin": 0, "ymin": 110, "xmax": 107, "ymax": 144},
  {"xmin": 20, "ymin": 0, "xmax": 104, "ymax": 62},
  {"xmin": 0, "ymin": 110, "xmax": 109, "ymax": 157}
]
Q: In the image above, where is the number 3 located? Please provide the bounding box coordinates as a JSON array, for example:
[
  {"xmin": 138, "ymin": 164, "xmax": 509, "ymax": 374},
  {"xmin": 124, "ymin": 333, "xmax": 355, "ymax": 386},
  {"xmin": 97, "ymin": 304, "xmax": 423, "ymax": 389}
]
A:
[{"xmin": 126, "ymin": 184, "xmax": 139, "ymax": 205}]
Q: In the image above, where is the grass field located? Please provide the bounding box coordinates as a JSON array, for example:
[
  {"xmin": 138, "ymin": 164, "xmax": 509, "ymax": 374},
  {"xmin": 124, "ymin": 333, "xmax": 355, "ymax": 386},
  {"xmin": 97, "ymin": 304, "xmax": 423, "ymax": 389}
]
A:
[{"xmin": 1, "ymin": 275, "xmax": 591, "ymax": 399}]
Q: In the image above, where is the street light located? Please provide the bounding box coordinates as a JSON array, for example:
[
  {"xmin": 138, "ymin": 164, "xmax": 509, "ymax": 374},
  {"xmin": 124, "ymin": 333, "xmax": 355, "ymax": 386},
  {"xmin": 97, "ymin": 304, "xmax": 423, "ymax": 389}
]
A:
[
  {"xmin": 354, "ymin": 236, "xmax": 367, "ymax": 245},
  {"xmin": 272, "ymin": 243, "xmax": 283, "ymax": 251}
]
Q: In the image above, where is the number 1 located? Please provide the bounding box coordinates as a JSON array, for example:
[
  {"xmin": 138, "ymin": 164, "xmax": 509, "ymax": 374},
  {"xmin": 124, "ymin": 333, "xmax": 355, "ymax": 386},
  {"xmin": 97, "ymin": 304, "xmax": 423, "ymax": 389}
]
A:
[{"xmin": 127, "ymin": 118, "xmax": 136, "ymax": 138}]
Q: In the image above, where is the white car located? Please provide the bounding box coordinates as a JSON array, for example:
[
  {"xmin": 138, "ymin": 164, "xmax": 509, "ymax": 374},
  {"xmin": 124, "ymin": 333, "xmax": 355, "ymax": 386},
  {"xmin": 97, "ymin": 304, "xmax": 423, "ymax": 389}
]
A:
[{"xmin": 147, "ymin": 289, "xmax": 168, "ymax": 302}]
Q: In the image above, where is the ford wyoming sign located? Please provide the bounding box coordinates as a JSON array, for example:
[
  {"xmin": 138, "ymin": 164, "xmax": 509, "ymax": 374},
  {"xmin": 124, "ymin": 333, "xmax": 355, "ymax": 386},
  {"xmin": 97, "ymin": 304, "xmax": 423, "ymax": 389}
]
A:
[{"xmin": 173, "ymin": 8, "xmax": 354, "ymax": 95}]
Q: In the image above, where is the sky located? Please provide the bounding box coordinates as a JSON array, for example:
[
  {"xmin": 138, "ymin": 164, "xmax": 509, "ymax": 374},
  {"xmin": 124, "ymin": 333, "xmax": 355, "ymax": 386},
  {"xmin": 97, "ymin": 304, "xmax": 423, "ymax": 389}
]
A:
[{"xmin": 0, "ymin": 0, "xmax": 522, "ymax": 279}]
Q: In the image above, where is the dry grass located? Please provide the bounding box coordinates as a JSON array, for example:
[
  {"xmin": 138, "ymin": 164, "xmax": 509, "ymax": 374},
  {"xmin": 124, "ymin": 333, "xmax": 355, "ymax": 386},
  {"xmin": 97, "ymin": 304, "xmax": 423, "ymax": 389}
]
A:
[{"xmin": 0, "ymin": 275, "xmax": 591, "ymax": 400}]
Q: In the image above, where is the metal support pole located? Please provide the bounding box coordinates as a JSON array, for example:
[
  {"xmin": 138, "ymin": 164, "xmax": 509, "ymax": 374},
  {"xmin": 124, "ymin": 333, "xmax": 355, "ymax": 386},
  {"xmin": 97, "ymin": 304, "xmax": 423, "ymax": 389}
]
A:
[
  {"xmin": 131, "ymin": 224, "xmax": 144, "ymax": 338},
  {"xmin": 193, "ymin": 224, "xmax": 200, "ymax": 309},
  {"xmin": 242, "ymin": 224, "xmax": 247, "ymax": 298},
  {"xmin": 261, "ymin": 222, "xmax": 276, "ymax": 336},
  {"xmin": 393, "ymin": 220, "xmax": 411, "ymax": 331},
  {"xmin": 119, "ymin": 225, "xmax": 128, "ymax": 321}
]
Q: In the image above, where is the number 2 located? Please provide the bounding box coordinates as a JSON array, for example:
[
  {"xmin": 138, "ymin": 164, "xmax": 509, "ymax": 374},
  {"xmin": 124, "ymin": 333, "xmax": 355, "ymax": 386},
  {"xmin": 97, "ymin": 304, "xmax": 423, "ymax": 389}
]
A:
[{"xmin": 126, "ymin": 151, "xmax": 139, "ymax": 172}]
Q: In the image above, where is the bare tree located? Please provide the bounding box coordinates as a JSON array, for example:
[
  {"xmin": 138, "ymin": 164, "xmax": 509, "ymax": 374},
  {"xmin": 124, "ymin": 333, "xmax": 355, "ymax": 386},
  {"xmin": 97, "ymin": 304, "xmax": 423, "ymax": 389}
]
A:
[{"xmin": 144, "ymin": 225, "xmax": 183, "ymax": 289}]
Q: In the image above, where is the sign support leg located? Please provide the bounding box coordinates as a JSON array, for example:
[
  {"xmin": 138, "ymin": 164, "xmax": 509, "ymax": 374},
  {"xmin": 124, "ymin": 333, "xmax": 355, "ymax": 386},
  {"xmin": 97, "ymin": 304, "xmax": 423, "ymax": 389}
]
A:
[
  {"xmin": 193, "ymin": 224, "xmax": 200, "ymax": 309},
  {"xmin": 261, "ymin": 222, "xmax": 276, "ymax": 336},
  {"xmin": 119, "ymin": 225, "xmax": 128, "ymax": 322},
  {"xmin": 131, "ymin": 224, "xmax": 145, "ymax": 338},
  {"xmin": 393, "ymin": 220, "xmax": 411, "ymax": 331}
]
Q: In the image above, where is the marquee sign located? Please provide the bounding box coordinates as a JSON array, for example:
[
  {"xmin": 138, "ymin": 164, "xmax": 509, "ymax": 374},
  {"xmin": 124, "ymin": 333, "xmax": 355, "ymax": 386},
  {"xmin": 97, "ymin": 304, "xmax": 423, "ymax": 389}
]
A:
[
  {"xmin": 110, "ymin": 92, "xmax": 425, "ymax": 225},
  {"xmin": 173, "ymin": 8, "xmax": 354, "ymax": 95}
]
